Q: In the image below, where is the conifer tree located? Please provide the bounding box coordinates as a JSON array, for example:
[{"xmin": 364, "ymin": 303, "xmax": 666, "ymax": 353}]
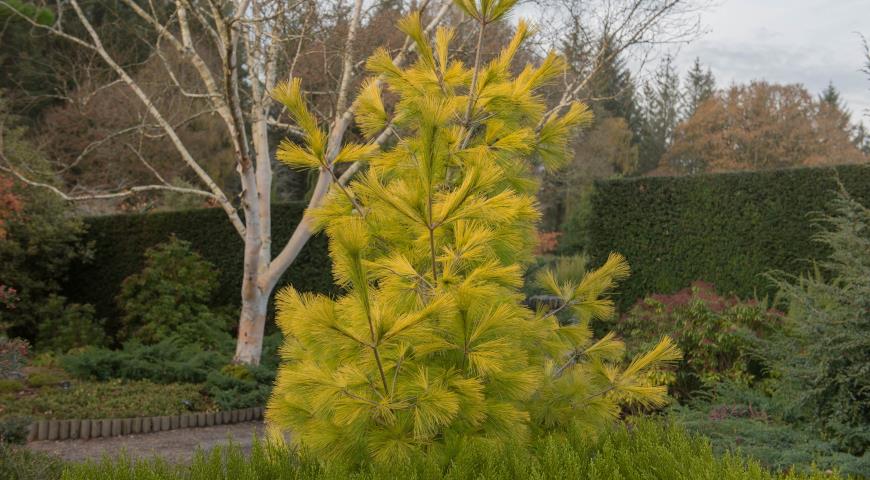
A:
[
  {"xmin": 853, "ymin": 122, "xmax": 870, "ymax": 155},
  {"xmin": 819, "ymin": 82, "xmax": 852, "ymax": 132},
  {"xmin": 637, "ymin": 54, "xmax": 681, "ymax": 173},
  {"xmin": 683, "ymin": 57, "xmax": 715, "ymax": 117},
  {"xmin": 583, "ymin": 39, "xmax": 641, "ymax": 129},
  {"xmin": 267, "ymin": 0, "xmax": 679, "ymax": 463}
]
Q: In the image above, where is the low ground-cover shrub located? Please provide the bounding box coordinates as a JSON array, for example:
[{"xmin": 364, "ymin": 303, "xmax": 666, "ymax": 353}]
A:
[
  {"xmin": 59, "ymin": 420, "xmax": 846, "ymax": 480},
  {"xmin": 61, "ymin": 338, "xmax": 227, "ymax": 384},
  {"xmin": 25, "ymin": 367, "xmax": 68, "ymax": 388},
  {"xmin": 672, "ymin": 404, "xmax": 869, "ymax": 478},
  {"xmin": 0, "ymin": 378, "xmax": 23, "ymax": 393},
  {"xmin": 0, "ymin": 379, "xmax": 214, "ymax": 419},
  {"xmin": 205, "ymin": 364, "xmax": 274, "ymax": 411},
  {"xmin": 59, "ymin": 332, "xmax": 284, "ymax": 410},
  {"xmin": 669, "ymin": 381, "xmax": 870, "ymax": 478},
  {"xmin": 613, "ymin": 282, "xmax": 781, "ymax": 400}
]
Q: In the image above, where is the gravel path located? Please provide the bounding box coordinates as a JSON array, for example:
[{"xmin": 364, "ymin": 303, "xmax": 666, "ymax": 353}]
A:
[{"xmin": 27, "ymin": 421, "xmax": 269, "ymax": 464}]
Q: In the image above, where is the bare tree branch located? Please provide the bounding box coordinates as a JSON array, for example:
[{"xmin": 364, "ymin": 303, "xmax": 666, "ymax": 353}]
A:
[{"xmin": 66, "ymin": 0, "xmax": 246, "ymax": 236}]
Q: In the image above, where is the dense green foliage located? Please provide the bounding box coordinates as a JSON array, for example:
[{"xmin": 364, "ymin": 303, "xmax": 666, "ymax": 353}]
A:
[
  {"xmin": 767, "ymin": 189, "xmax": 870, "ymax": 455},
  {"xmin": 0, "ymin": 1, "xmax": 58, "ymax": 116},
  {"xmin": 34, "ymin": 295, "xmax": 105, "ymax": 353},
  {"xmin": 566, "ymin": 164, "xmax": 870, "ymax": 309},
  {"xmin": 614, "ymin": 282, "xmax": 781, "ymax": 399},
  {"xmin": 205, "ymin": 363, "xmax": 275, "ymax": 411},
  {"xmin": 117, "ymin": 238, "xmax": 233, "ymax": 347},
  {"xmin": 0, "ymin": 378, "xmax": 214, "ymax": 420},
  {"xmin": 0, "ymin": 415, "xmax": 31, "ymax": 444},
  {"xmin": 58, "ymin": 421, "xmax": 844, "ymax": 480},
  {"xmin": 62, "ymin": 204, "xmax": 334, "ymax": 335},
  {"xmin": 0, "ymin": 125, "xmax": 95, "ymax": 344}
]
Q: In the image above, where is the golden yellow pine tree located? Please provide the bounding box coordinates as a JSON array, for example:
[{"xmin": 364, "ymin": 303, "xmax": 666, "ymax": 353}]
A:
[{"xmin": 267, "ymin": 0, "xmax": 679, "ymax": 463}]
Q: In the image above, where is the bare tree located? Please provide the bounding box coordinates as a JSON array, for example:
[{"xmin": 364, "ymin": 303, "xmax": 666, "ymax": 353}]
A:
[
  {"xmin": 1, "ymin": 0, "xmax": 452, "ymax": 364},
  {"xmin": 0, "ymin": 0, "xmax": 703, "ymax": 364},
  {"xmin": 532, "ymin": 0, "xmax": 707, "ymax": 118},
  {"xmin": 528, "ymin": 0, "xmax": 707, "ymax": 228}
]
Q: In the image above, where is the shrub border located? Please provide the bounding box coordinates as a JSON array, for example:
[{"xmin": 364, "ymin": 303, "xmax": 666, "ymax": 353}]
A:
[{"xmin": 26, "ymin": 406, "xmax": 264, "ymax": 442}]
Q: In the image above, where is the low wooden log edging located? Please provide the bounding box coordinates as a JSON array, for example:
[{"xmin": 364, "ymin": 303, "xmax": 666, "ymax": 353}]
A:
[{"xmin": 26, "ymin": 406, "xmax": 265, "ymax": 442}]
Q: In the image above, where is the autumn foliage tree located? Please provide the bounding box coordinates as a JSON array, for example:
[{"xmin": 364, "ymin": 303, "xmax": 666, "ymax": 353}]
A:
[
  {"xmin": 662, "ymin": 81, "xmax": 867, "ymax": 174},
  {"xmin": 266, "ymin": 1, "xmax": 679, "ymax": 463}
]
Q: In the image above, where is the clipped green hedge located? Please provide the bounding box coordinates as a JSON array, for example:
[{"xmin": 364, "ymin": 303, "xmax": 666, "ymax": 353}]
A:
[
  {"xmin": 63, "ymin": 203, "xmax": 334, "ymax": 332},
  {"xmin": 576, "ymin": 164, "xmax": 870, "ymax": 309}
]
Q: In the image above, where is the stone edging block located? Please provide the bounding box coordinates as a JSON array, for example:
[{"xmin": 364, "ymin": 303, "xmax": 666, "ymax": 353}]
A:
[{"xmin": 27, "ymin": 406, "xmax": 267, "ymax": 442}]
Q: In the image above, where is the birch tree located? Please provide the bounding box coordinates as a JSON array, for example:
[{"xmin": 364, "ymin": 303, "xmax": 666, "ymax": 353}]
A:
[
  {"xmin": 1, "ymin": 0, "xmax": 706, "ymax": 364},
  {"xmin": 0, "ymin": 0, "xmax": 456, "ymax": 364}
]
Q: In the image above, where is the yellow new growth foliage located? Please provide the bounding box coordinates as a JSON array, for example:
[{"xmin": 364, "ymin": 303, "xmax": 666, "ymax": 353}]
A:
[{"xmin": 268, "ymin": 1, "xmax": 679, "ymax": 464}]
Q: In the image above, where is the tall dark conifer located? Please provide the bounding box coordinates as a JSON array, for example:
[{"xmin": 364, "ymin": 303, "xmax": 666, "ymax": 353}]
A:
[
  {"xmin": 637, "ymin": 54, "xmax": 681, "ymax": 173},
  {"xmin": 683, "ymin": 57, "xmax": 715, "ymax": 118},
  {"xmin": 819, "ymin": 82, "xmax": 852, "ymax": 131}
]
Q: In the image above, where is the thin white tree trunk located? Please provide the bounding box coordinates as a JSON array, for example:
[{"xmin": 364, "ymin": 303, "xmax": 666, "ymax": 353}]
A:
[
  {"xmin": 235, "ymin": 288, "xmax": 270, "ymax": 364},
  {"xmin": 234, "ymin": 109, "xmax": 273, "ymax": 364}
]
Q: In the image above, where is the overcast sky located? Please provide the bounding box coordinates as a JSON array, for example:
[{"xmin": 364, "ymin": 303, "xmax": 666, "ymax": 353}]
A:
[{"xmin": 673, "ymin": 0, "xmax": 869, "ymax": 124}]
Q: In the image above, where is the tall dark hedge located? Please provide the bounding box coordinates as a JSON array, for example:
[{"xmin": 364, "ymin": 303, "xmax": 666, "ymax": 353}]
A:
[
  {"xmin": 63, "ymin": 203, "xmax": 334, "ymax": 334},
  {"xmin": 574, "ymin": 164, "xmax": 870, "ymax": 309}
]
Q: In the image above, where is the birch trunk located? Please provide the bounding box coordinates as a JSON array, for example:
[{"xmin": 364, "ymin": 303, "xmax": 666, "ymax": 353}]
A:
[{"xmin": 235, "ymin": 286, "xmax": 269, "ymax": 364}]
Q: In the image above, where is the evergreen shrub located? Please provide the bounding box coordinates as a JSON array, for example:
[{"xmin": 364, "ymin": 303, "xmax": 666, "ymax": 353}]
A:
[
  {"xmin": 768, "ymin": 189, "xmax": 870, "ymax": 455},
  {"xmin": 0, "ymin": 337, "xmax": 28, "ymax": 378},
  {"xmin": 34, "ymin": 295, "xmax": 104, "ymax": 353},
  {"xmin": 116, "ymin": 237, "xmax": 233, "ymax": 347},
  {"xmin": 0, "ymin": 163, "xmax": 92, "ymax": 343},
  {"xmin": 59, "ymin": 332, "xmax": 284, "ymax": 410},
  {"xmin": 671, "ymin": 389, "xmax": 870, "ymax": 477}
]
